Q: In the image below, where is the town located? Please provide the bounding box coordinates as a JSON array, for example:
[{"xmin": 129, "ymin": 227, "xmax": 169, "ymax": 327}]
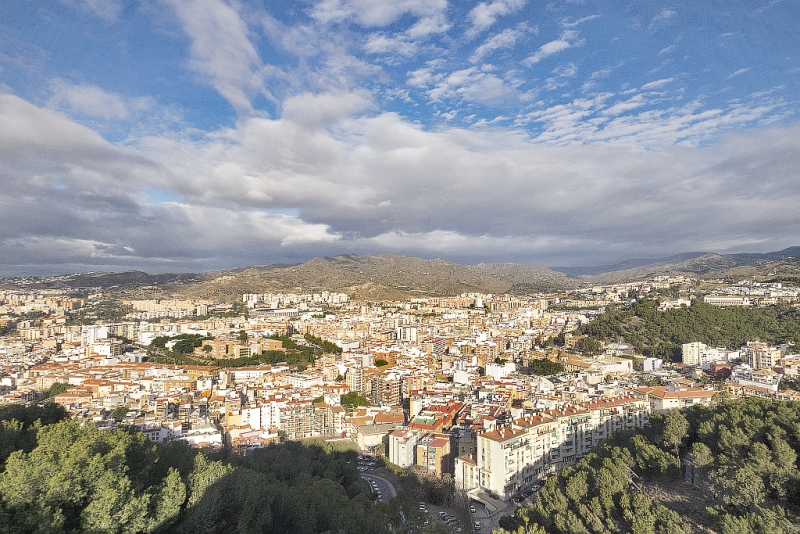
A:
[{"xmin": 1, "ymin": 277, "xmax": 799, "ymax": 525}]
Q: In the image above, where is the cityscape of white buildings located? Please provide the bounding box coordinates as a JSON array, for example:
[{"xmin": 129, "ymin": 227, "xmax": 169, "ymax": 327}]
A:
[{"xmin": 1, "ymin": 278, "xmax": 799, "ymax": 502}]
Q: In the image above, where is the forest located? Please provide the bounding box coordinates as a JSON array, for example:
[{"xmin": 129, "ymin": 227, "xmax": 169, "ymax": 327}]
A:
[
  {"xmin": 496, "ymin": 398, "xmax": 800, "ymax": 534},
  {"xmin": 0, "ymin": 403, "xmax": 414, "ymax": 534},
  {"xmin": 580, "ymin": 299, "xmax": 800, "ymax": 361}
]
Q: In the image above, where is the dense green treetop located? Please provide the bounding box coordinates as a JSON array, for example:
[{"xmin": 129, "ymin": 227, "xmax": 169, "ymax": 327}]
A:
[
  {"xmin": 498, "ymin": 398, "xmax": 800, "ymax": 534},
  {"xmin": 0, "ymin": 404, "xmax": 410, "ymax": 534},
  {"xmin": 581, "ymin": 299, "xmax": 800, "ymax": 361},
  {"xmin": 527, "ymin": 358, "xmax": 565, "ymax": 376}
]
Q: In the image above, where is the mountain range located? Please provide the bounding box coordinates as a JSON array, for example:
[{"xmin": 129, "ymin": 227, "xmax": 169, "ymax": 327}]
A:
[{"xmin": 2, "ymin": 247, "xmax": 798, "ymax": 300}]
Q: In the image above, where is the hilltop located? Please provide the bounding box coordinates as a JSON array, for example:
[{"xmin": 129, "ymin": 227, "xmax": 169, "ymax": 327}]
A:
[
  {"xmin": 575, "ymin": 246, "xmax": 800, "ymax": 282},
  {"xmin": 3, "ymin": 247, "xmax": 799, "ymax": 301},
  {"xmin": 0, "ymin": 254, "xmax": 574, "ymax": 300}
]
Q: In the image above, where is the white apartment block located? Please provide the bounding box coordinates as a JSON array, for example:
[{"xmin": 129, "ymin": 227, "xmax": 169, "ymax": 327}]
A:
[
  {"xmin": 635, "ymin": 386, "xmax": 714, "ymax": 414},
  {"xmin": 682, "ymin": 342, "xmax": 707, "ymax": 365},
  {"xmin": 389, "ymin": 427, "xmax": 421, "ymax": 468},
  {"xmin": 456, "ymin": 397, "xmax": 651, "ymax": 501},
  {"xmin": 703, "ymin": 296, "xmax": 751, "ymax": 306}
]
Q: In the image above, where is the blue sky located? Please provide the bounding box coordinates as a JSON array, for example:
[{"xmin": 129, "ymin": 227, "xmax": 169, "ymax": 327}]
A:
[{"xmin": 1, "ymin": 0, "xmax": 799, "ymax": 275}]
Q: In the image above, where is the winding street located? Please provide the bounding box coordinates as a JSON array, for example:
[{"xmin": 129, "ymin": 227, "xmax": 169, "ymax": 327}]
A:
[{"xmin": 360, "ymin": 473, "xmax": 397, "ymax": 503}]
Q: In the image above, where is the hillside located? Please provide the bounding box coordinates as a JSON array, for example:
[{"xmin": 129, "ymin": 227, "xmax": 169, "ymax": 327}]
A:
[
  {"xmin": 497, "ymin": 398, "xmax": 800, "ymax": 534},
  {"xmin": 584, "ymin": 247, "xmax": 800, "ymax": 283},
  {"xmin": 0, "ymin": 254, "xmax": 575, "ymax": 301},
  {"xmin": 3, "ymin": 247, "xmax": 799, "ymax": 300},
  {"xmin": 177, "ymin": 254, "xmax": 575, "ymax": 300},
  {"xmin": 580, "ymin": 298, "xmax": 800, "ymax": 361}
]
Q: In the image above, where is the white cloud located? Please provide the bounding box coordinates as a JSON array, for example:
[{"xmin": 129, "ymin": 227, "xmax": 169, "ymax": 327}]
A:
[
  {"xmin": 426, "ymin": 67, "xmax": 516, "ymax": 106},
  {"xmin": 2, "ymin": 90, "xmax": 800, "ymax": 272},
  {"xmin": 600, "ymin": 94, "xmax": 647, "ymax": 116},
  {"xmin": 310, "ymin": 0, "xmax": 447, "ymax": 27},
  {"xmin": 57, "ymin": 0, "xmax": 122, "ymax": 21},
  {"xmin": 559, "ymin": 15, "xmax": 601, "ymax": 29},
  {"xmin": 641, "ymin": 78, "xmax": 674, "ymax": 90},
  {"xmin": 544, "ymin": 62, "xmax": 578, "ymax": 91},
  {"xmin": 406, "ymin": 14, "xmax": 451, "ymax": 38},
  {"xmin": 728, "ymin": 68, "xmax": 751, "ymax": 79},
  {"xmin": 365, "ymin": 33, "xmax": 419, "ymax": 57},
  {"xmin": 581, "ymin": 66, "xmax": 612, "ymax": 92},
  {"xmin": 470, "ymin": 28, "xmax": 524, "ymax": 63},
  {"xmin": 165, "ymin": 0, "xmax": 266, "ymax": 112},
  {"xmin": 524, "ymin": 30, "xmax": 585, "ymax": 66},
  {"xmin": 466, "ymin": 0, "xmax": 526, "ymax": 38},
  {"xmin": 47, "ymin": 79, "xmax": 130, "ymax": 120},
  {"xmin": 521, "ymin": 92, "xmax": 788, "ymax": 149},
  {"xmin": 406, "ymin": 67, "xmax": 440, "ymax": 88},
  {"xmin": 281, "ymin": 92, "xmax": 373, "ymax": 129},
  {"xmin": 553, "ymin": 62, "xmax": 578, "ymax": 78},
  {"xmin": 649, "ymin": 8, "xmax": 677, "ymax": 31}
]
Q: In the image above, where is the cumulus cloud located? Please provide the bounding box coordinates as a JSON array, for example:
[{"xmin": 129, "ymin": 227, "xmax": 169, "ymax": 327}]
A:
[
  {"xmin": 425, "ymin": 67, "xmax": 517, "ymax": 106},
  {"xmin": 524, "ymin": 30, "xmax": 585, "ymax": 66},
  {"xmin": 470, "ymin": 28, "xmax": 524, "ymax": 63},
  {"xmin": 281, "ymin": 92, "xmax": 373, "ymax": 128},
  {"xmin": 2, "ymin": 89, "xmax": 800, "ymax": 273},
  {"xmin": 47, "ymin": 79, "xmax": 131, "ymax": 120},
  {"xmin": 365, "ymin": 33, "xmax": 419, "ymax": 57},
  {"xmin": 466, "ymin": 0, "xmax": 526, "ymax": 38},
  {"xmin": 310, "ymin": 0, "xmax": 447, "ymax": 27},
  {"xmin": 47, "ymin": 78, "xmax": 155, "ymax": 120},
  {"xmin": 165, "ymin": 0, "xmax": 266, "ymax": 112}
]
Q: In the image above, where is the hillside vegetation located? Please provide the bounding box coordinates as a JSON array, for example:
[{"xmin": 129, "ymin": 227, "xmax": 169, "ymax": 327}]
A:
[
  {"xmin": 498, "ymin": 398, "xmax": 800, "ymax": 534},
  {"xmin": 580, "ymin": 299, "xmax": 800, "ymax": 361},
  {"xmin": 0, "ymin": 404, "xmax": 415, "ymax": 534}
]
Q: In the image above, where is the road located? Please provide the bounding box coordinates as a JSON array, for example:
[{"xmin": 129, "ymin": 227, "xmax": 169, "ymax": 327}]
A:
[{"xmin": 361, "ymin": 473, "xmax": 397, "ymax": 503}]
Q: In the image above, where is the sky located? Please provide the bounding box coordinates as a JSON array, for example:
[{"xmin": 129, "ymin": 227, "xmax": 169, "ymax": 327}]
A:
[{"xmin": 1, "ymin": 0, "xmax": 799, "ymax": 276}]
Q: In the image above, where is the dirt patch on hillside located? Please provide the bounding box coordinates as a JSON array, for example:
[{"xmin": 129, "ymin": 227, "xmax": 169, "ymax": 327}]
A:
[{"xmin": 638, "ymin": 478, "xmax": 718, "ymax": 533}]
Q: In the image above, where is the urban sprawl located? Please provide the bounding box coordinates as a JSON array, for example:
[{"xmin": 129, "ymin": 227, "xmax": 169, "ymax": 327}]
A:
[{"xmin": 1, "ymin": 278, "xmax": 799, "ymax": 507}]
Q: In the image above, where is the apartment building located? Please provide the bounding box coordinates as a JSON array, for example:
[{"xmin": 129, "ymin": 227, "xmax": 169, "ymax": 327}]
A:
[
  {"xmin": 389, "ymin": 427, "xmax": 421, "ymax": 468},
  {"xmin": 416, "ymin": 433, "xmax": 452, "ymax": 476},
  {"xmin": 682, "ymin": 342, "xmax": 707, "ymax": 366},
  {"xmin": 635, "ymin": 386, "xmax": 714, "ymax": 413},
  {"xmin": 455, "ymin": 397, "xmax": 651, "ymax": 501}
]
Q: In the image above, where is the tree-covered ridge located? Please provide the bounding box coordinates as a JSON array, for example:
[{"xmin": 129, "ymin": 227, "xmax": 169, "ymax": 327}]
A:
[
  {"xmin": 581, "ymin": 299, "xmax": 800, "ymax": 361},
  {"xmin": 0, "ymin": 404, "xmax": 406, "ymax": 534},
  {"xmin": 498, "ymin": 398, "xmax": 800, "ymax": 534}
]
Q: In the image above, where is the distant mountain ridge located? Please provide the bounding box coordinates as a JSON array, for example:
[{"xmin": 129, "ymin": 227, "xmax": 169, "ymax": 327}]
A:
[
  {"xmin": 562, "ymin": 246, "xmax": 800, "ymax": 277},
  {"xmin": 0, "ymin": 253, "xmax": 574, "ymax": 299},
  {"xmin": 556, "ymin": 252, "xmax": 707, "ymax": 276},
  {"xmin": 2, "ymin": 247, "xmax": 798, "ymax": 299}
]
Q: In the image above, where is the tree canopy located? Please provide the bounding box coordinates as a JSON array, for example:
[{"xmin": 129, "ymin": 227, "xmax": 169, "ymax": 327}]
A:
[
  {"xmin": 581, "ymin": 299, "xmax": 800, "ymax": 361},
  {"xmin": 497, "ymin": 398, "xmax": 800, "ymax": 534},
  {"xmin": 527, "ymin": 358, "xmax": 565, "ymax": 376},
  {"xmin": 0, "ymin": 404, "xmax": 419, "ymax": 534}
]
